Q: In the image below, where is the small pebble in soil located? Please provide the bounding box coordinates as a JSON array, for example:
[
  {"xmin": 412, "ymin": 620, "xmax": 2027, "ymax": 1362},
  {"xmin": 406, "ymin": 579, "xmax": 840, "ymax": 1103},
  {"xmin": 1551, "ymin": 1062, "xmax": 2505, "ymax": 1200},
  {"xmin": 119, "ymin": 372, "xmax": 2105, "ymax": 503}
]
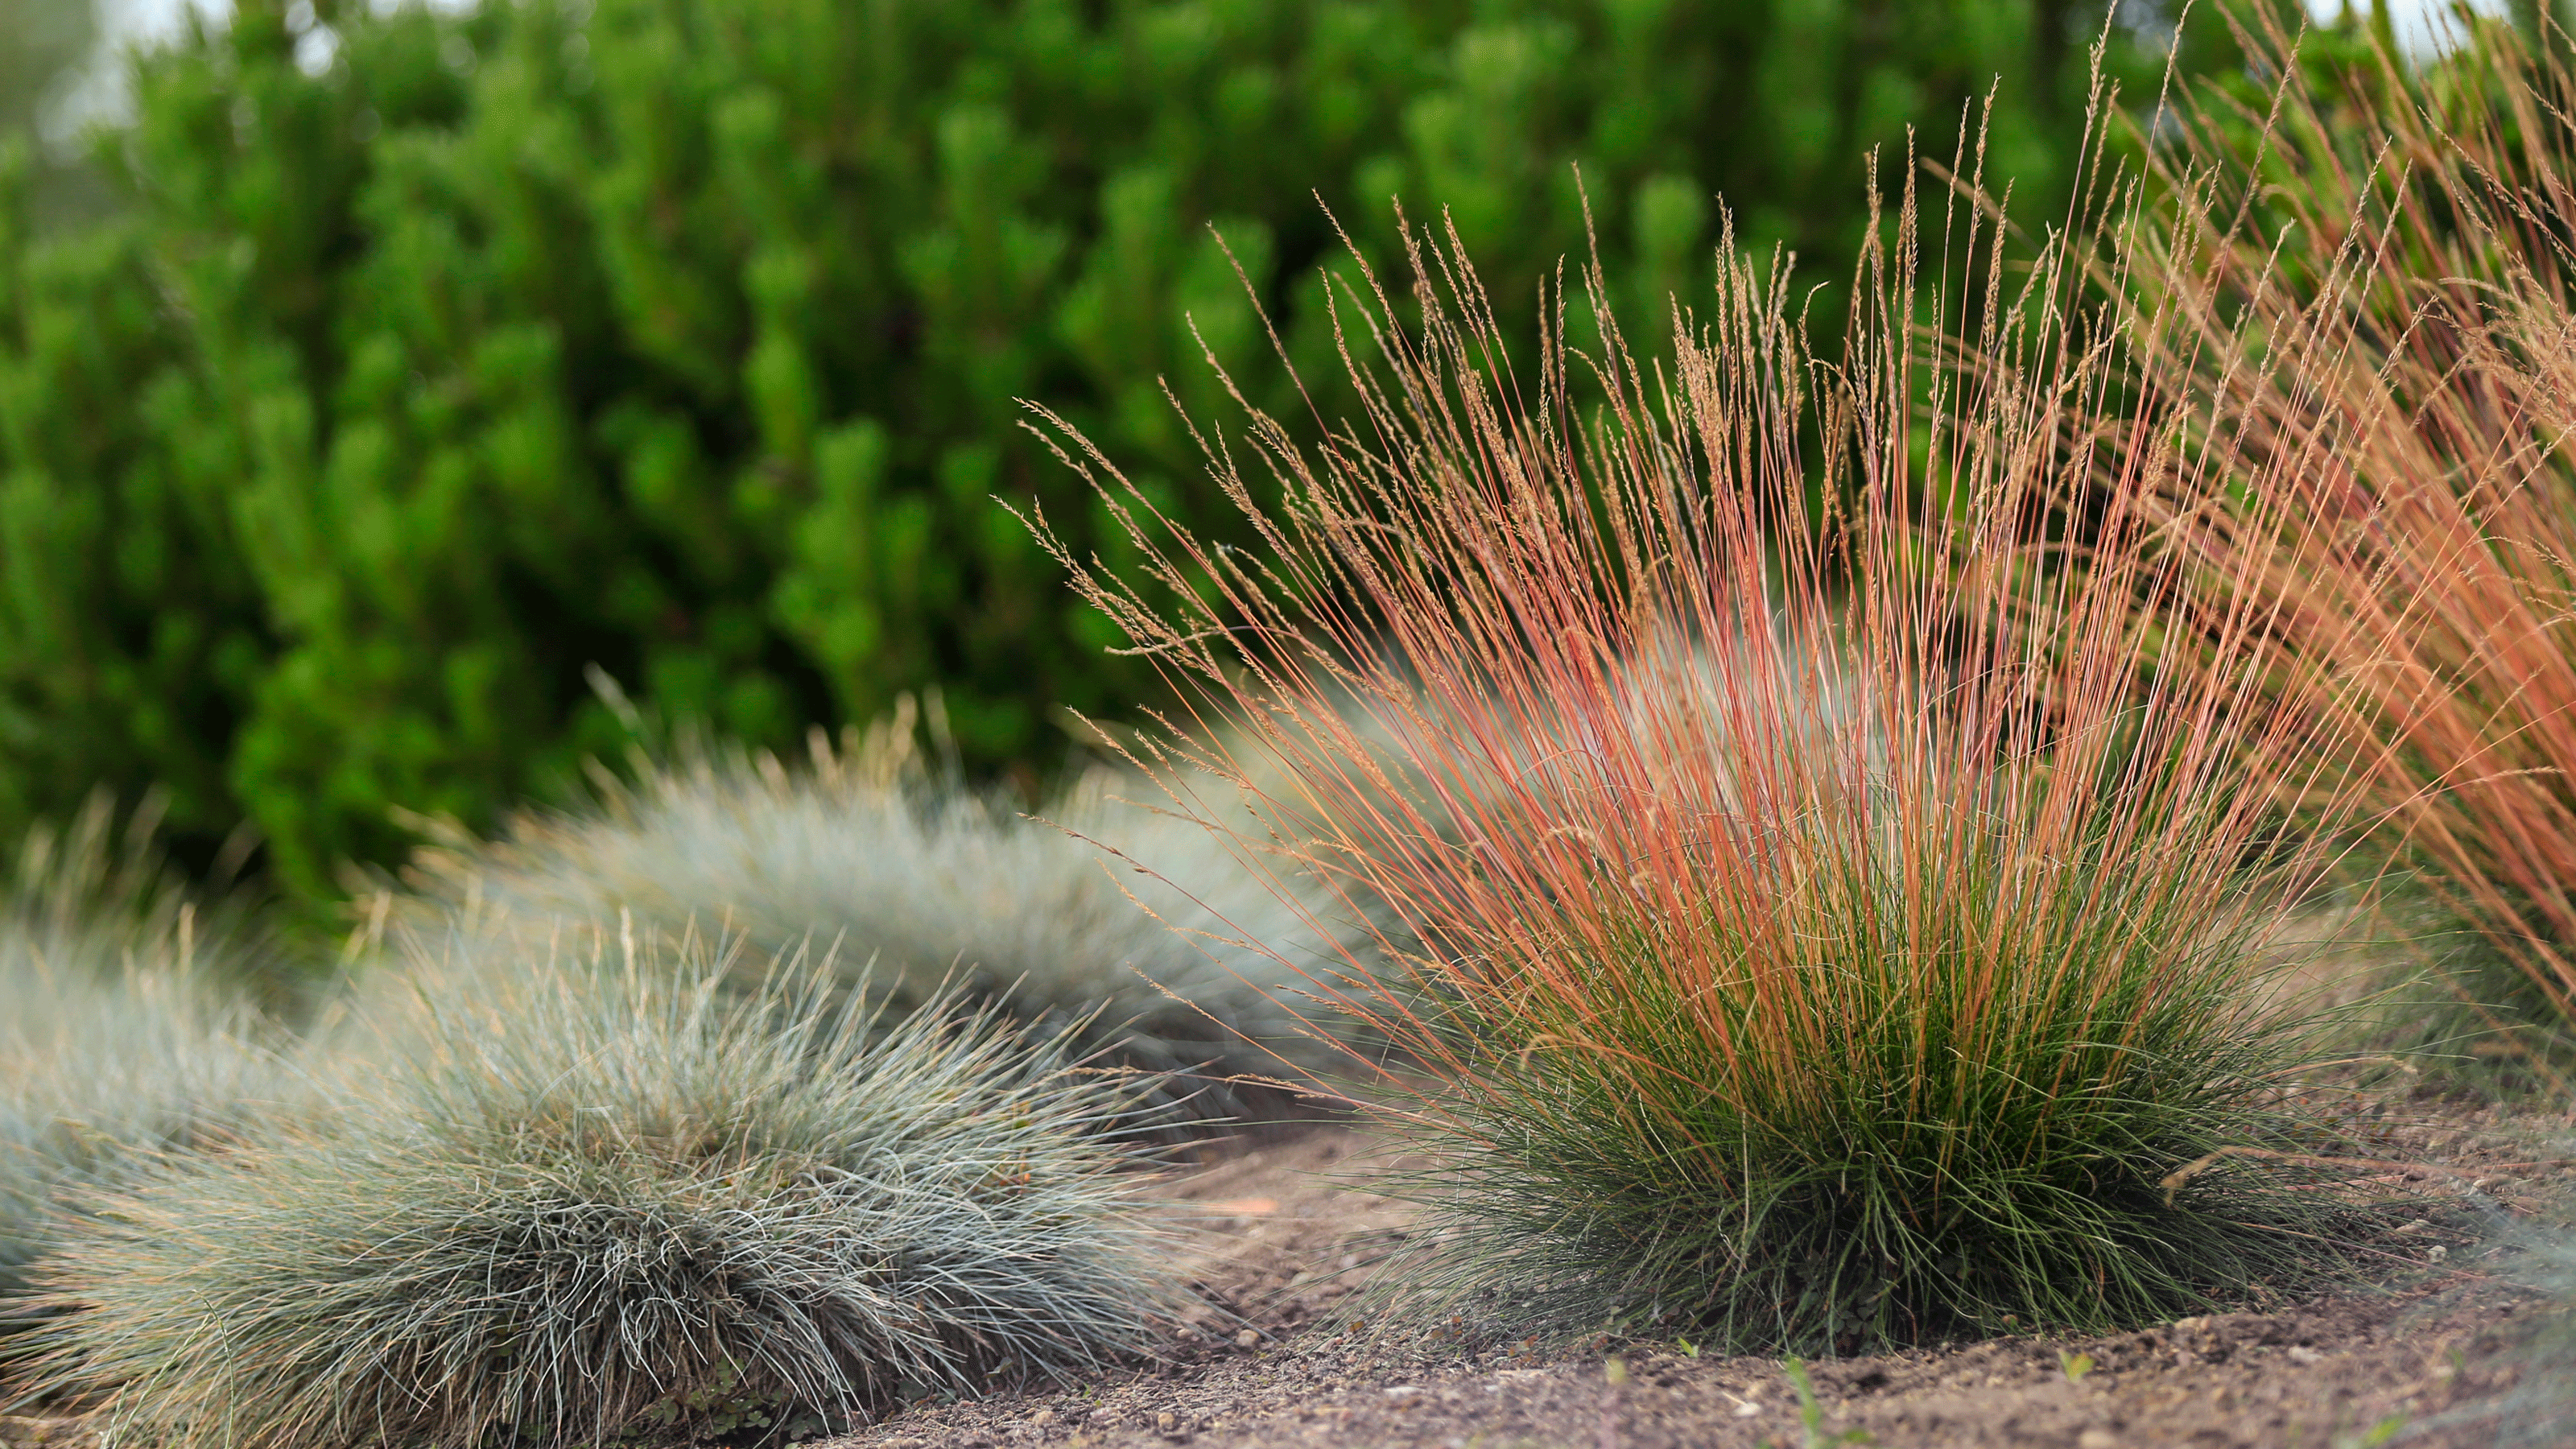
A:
[{"xmin": 1234, "ymin": 1329, "xmax": 1261, "ymax": 1348}]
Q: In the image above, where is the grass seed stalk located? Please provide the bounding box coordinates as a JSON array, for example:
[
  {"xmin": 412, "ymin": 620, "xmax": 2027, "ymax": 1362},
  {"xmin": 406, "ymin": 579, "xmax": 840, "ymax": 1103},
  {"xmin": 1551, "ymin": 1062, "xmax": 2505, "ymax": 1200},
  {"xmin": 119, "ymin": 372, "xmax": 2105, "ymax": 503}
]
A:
[
  {"xmin": 2117, "ymin": 11, "xmax": 2576, "ymax": 1069},
  {"xmin": 1019, "ymin": 82, "xmax": 2398, "ymax": 1349}
]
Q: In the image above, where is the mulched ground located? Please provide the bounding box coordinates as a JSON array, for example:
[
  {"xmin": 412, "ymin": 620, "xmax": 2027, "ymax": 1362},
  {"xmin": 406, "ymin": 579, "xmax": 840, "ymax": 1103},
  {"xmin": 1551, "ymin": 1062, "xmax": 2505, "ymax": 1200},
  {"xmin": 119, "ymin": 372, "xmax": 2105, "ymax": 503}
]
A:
[{"xmin": 828, "ymin": 1097, "xmax": 2576, "ymax": 1449}]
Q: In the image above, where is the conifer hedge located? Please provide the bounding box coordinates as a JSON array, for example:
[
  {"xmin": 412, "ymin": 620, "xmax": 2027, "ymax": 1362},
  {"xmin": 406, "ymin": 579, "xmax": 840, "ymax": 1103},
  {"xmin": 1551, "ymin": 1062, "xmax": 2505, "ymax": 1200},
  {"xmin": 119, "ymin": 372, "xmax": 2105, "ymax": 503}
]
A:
[{"xmin": 0, "ymin": 0, "xmax": 2235, "ymax": 902}]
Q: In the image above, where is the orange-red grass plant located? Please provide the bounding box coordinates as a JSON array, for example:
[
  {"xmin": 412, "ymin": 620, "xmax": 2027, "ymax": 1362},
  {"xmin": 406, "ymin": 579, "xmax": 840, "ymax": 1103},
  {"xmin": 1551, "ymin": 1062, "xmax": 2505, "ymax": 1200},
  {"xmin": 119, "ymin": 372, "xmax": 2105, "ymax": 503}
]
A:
[
  {"xmin": 2122, "ymin": 13, "xmax": 2576, "ymax": 1067},
  {"xmin": 1022, "ymin": 107, "xmax": 2394, "ymax": 1349}
]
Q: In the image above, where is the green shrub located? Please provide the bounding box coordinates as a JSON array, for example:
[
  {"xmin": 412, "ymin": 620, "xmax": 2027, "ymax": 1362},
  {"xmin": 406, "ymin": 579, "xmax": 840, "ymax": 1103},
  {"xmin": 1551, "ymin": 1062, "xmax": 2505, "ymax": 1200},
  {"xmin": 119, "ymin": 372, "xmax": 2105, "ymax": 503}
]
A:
[
  {"xmin": 27, "ymin": 935, "xmax": 1179, "ymax": 1447},
  {"xmin": 0, "ymin": 0, "xmax": 2260, "ymax": 906},
  {"xmin": 0, "ymin": 799, "xmax": 289, "ymax": 1309},
  {"xmin": 0, "ymin": 0, "xmax": 90, "ymax": 147},
  {"xmin": 386, "ymin": 705, "xmax": 1380, "ymax": 1121}
]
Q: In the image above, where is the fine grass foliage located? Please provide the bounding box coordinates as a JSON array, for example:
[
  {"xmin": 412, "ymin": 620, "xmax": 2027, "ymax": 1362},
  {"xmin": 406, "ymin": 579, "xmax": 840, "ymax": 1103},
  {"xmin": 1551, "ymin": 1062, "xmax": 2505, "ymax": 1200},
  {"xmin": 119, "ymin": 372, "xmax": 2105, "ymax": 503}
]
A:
[
  {"xmin": 1022, "ymin": 126, "xmax": 2400, "ymax": 1346},
  {"xmin": 2118, "ymin": 14, "xmax": 2576, "ymax": 1076},
  {"xmin": 390, "ymin": 704, "xmax": 1380, "ymax": 1119},
  {"xmin": 1, "ymin": 798, "xmax": 287, "ymax": 1311},
  {"xmin": 26, "ymin": 931, "xmax": 1181, "ymax": 1448}
]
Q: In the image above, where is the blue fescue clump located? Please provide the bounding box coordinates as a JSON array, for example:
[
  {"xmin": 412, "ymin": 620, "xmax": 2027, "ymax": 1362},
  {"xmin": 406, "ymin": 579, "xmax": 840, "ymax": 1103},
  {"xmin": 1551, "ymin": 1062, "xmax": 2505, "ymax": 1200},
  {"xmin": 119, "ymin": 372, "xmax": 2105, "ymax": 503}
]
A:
[
  {"xmin": 2, "ymin": 804, "xmax": 289, "ymax": 1310},
  {"xmin": 398, "ymin": 719, "xmax": 1383, "ymax": 1121},
  {"xmin": 27, "ymin": 935, "xmax": 1185, "ymax": 1449}
]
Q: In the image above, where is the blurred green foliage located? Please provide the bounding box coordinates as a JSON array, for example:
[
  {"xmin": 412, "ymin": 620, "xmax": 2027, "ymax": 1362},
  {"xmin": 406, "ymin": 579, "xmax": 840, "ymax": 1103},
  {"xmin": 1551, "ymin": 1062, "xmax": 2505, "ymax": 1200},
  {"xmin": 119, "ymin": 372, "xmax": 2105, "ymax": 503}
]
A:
[
  {"xmin": 2, "ymin": 0, "xmax": 96, "ymax": 145},
  {"xmin": 0, "ymin": 0, "xmax": 2279, "ymax": 904},
  {"xmin": 2, "ymin": 0, "xmax": 116, "ymax": 227}
]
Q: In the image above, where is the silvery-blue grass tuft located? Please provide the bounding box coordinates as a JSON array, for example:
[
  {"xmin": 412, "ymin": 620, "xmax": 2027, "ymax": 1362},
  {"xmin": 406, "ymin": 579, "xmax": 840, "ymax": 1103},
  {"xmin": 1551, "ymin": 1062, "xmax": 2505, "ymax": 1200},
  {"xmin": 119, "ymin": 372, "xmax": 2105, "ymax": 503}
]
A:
[
  {"xmin": 2, "ymin": 799, "xmax": 289, "ymax": 1313},
  {"xmin": 25, "ymin": 929, "xmax": 1184, "ymax": 1449},
  {"xmin": 392, "ymin": 712, "xmax": 1382, "ymax": 1122}
]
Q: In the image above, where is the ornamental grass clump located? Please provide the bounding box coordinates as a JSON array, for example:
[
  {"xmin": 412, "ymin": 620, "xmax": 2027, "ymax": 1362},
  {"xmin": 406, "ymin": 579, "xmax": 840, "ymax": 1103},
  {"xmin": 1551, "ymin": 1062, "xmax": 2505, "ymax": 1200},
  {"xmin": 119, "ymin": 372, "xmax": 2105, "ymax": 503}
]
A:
[
  {"xmin": 1, "ymin": 799, "xmax": 288, "ymax": 1310},
  {"xmin": 26, "ymin": 931, "xmax": 1179, "ymax": 1449},
  {"xmin": 2114, "ymin": 14, "xmax": 2576, "ymax": 1070},
  {"xmin": 1022, "ymin": 130, "xmax": 2403, "ymax": 1347},
  {"xmin": 392, "ymin": 707, "xmax": 1377, "ymax": 1121}
]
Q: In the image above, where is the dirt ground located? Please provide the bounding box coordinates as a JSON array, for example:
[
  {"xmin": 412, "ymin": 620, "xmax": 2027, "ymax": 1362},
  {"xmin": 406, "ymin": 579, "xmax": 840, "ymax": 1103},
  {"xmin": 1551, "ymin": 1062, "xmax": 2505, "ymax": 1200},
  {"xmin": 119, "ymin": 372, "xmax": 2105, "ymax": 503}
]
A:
[
  {"xmin": 2, "ymin": 1099, "xmax": 2568, "ymax": 1449},
  {"xmin": 830, "ymin": 1104, "xmax": 2576, "ymax": 1449}
]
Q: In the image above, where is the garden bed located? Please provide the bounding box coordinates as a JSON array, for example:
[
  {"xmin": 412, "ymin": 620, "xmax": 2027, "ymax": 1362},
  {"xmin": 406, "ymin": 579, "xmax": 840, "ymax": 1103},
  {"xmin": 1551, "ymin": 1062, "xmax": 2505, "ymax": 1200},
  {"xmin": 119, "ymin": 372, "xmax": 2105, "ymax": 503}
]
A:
[{"xmin": 832, "ymin": 1102, "xmax": 2576, "ymax": 1449}]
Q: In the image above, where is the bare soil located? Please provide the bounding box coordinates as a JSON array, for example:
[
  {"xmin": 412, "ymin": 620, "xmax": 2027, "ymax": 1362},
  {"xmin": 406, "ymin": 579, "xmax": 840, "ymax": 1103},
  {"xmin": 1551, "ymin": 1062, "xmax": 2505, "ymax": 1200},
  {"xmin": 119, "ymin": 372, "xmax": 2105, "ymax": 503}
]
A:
[
  {"xmin": 831, "ymin": 1104, "xmax": 2576, "ymax": 1449},
  {"xmin": 3, "ymin": 1100, "xmax": 2568, "ymax": 1449}
]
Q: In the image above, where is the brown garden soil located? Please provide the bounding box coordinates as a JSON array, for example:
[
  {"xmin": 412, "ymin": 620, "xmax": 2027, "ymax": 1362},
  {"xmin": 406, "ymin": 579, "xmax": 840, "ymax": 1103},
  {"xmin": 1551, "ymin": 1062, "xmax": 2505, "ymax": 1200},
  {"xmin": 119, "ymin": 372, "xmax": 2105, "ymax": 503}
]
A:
[{"xmin": 830, "ymin": 1096, "xmax": 2576, "ymax": 1449}]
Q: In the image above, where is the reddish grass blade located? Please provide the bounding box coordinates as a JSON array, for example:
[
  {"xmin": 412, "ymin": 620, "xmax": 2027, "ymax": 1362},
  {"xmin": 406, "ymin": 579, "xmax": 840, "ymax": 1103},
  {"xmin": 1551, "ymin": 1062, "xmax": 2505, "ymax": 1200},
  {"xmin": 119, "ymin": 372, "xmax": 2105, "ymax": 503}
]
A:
[
  {"xmin": 1019, "ymin": 60, "xmax": 2393, "ymax": 1346},
  {"xmin": 2121, "ymin": 11, "xmax": 2576, "ymax": 1059}
]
